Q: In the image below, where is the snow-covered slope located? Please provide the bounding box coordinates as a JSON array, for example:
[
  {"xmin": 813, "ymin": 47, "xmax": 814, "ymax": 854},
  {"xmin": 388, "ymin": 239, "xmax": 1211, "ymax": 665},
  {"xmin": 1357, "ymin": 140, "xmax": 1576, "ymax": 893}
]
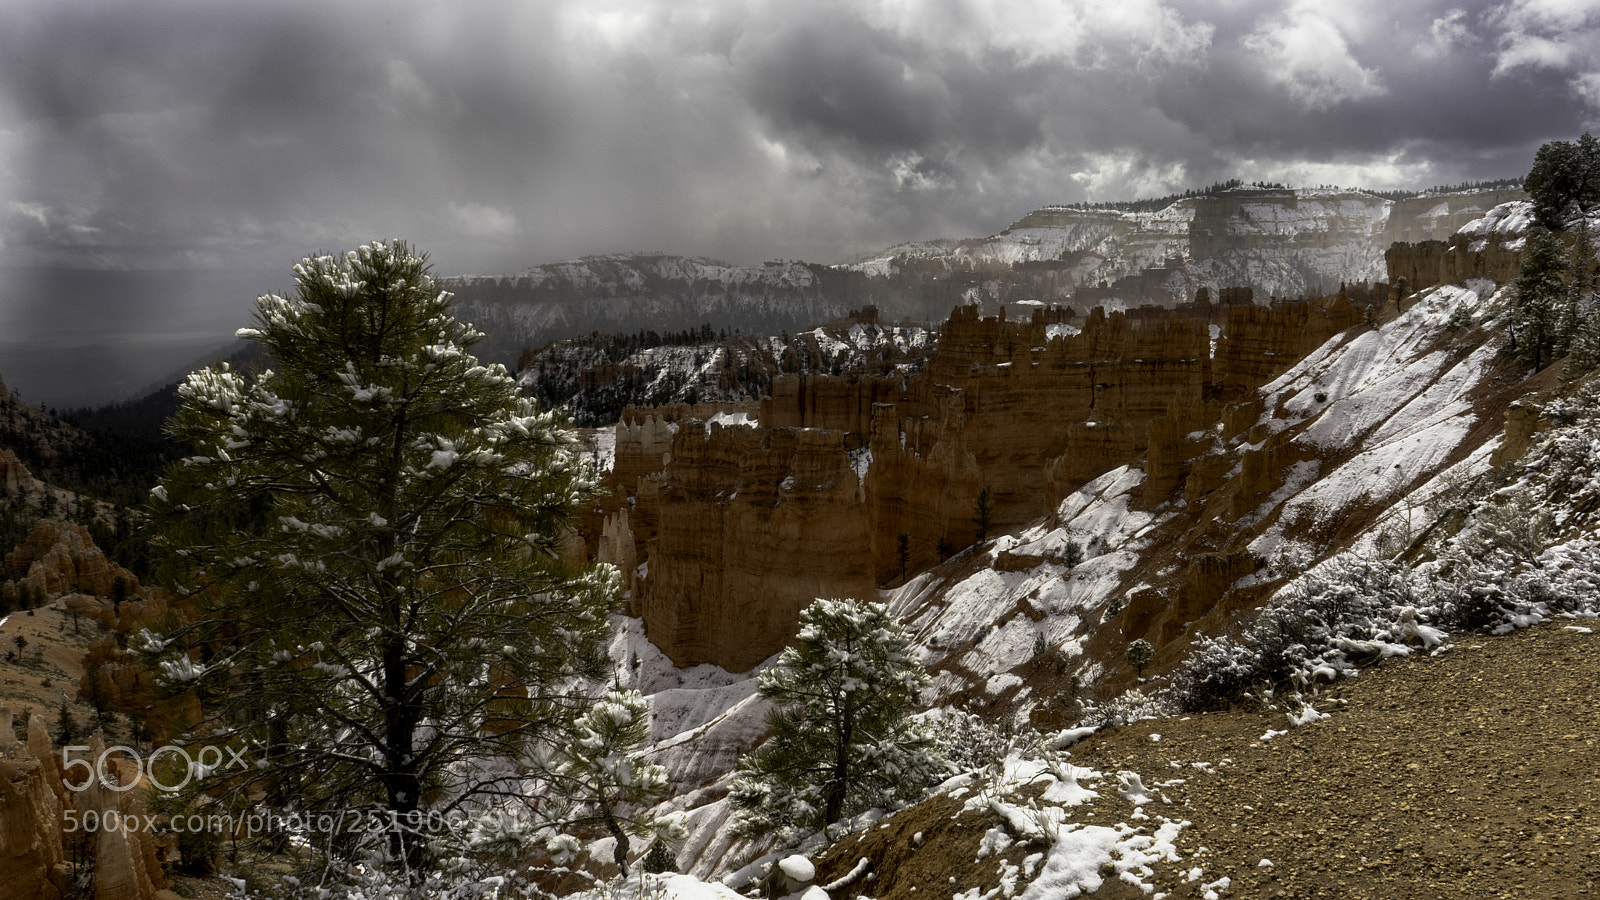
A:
[
  {"xmin": 614, "ymin": 269, "xmax": 1554, "ymax": 881},
  {"xmin": 844, "ymin": 186, "xmax": 1525, "ymax": 306},
  {"xmin": 895, "ymin": 281, "xmax": 1511, "ymax": 712}
]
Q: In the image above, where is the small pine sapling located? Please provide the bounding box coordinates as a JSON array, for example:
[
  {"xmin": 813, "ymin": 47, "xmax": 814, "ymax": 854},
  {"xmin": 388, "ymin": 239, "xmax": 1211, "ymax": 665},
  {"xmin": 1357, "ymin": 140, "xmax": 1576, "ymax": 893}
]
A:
[
  {"xmin": 1126, "ymin": 639, "xmax": 1154, "ymax": 678},
  {"xmin": 549, "ymin": 689, "xmax": 675, "ymax": 876},
  {"xmin": 973, "ymin": 488, "xmax": 994, "ymax": 543},
  {"xmin": 729, "ymin": 598, "xmax": 947, "ymax": 843}
]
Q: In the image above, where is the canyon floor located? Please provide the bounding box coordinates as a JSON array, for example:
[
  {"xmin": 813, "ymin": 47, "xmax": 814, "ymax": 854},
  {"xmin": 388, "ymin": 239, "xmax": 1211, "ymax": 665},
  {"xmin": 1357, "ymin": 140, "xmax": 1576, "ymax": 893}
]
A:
[{"xmin": 815, "ymin": 618, "xmax": 1599, "ymax": 900}]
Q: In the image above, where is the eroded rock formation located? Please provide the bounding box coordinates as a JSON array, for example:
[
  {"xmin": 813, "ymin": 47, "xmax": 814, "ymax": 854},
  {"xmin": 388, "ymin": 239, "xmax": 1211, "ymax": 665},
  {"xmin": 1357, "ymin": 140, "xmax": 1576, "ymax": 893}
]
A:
[
  {"xmin": 0, "ymin": 718, "xmax": 171, "ymax": 900},
  {"xmin": 612, "ymin": 293, "xmax": 1370, "ymax": 670},
  {"xmin": 638, "ymin": 424, "xmax": 874, "ymax": 671},
  {"xmin": 4, "ymin": 520, "xmax": 142, "ymax": 601},
  {"xmin": 1, "ymin": 449, "xmax": 38, "ymax": 499}
]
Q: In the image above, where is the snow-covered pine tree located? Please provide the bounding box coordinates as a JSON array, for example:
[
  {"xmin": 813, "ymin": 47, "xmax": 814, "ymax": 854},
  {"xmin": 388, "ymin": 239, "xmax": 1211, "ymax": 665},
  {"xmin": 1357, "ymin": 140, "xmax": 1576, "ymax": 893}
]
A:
[
  {"xmin": 1511, "ymin": 227, "xmax": 1567, "ymax": 371},
  {"xmin": 548, "ymin": 689, "xmax": 676, "ymax": 876},
  {"xmin": 728, "ymin": 598, "xmax": 947, "ymax": 843},
  {"xmin": 145, "ymin": 241, "xmax": 617, "ymax": 869}
]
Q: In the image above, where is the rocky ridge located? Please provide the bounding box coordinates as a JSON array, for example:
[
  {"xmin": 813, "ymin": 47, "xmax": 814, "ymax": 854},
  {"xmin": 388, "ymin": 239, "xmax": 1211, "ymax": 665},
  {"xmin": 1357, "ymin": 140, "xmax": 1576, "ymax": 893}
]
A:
[
  {"xmin": 599, "ymin": 287, "xmax": 1374, "ymax": 673},
  {"xmin": 454, "ymin": 187, "xmax": 1525, "ymax": 358}
]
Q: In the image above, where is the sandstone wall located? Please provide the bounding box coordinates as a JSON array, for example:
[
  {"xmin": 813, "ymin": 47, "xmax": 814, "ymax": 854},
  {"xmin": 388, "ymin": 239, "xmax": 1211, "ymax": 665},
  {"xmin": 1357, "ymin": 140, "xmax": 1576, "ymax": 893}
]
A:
[
  {"xmin": 4, "ymin": 520, "xmax": 142, "ymax": 603},
  {"xmin": 1385, "ymin": 235, "xmax": 1525, "ymax": 295},
  {"xmin": 0, "ymin": 718, "xmax": 170, "ymax": 900},
  {"xmin": 1214, "ymin": 294, "xmax": 1365, "ymax": 399},
  {"xmin": 2, "ymin": 449, "xmax": 37, "ymax": 499},
  {"xmin": 639, "ymin": 424, "xmax": 875, "ymax": 671},
  {"xmin": 616, "ymin": 294, "xmax": 1374, "ymax": 670}
]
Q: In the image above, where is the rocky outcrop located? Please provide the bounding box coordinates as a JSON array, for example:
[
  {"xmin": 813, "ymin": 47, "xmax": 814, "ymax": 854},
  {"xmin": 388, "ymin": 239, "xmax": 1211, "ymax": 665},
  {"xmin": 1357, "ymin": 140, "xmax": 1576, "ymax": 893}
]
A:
[
  {"xmin": 1385, "ymin": 236, "xmax": 1525, "ymax": 295},
  {"xmin": 761, "ymin": 373, "xmax": 905, "ymax": 439},
  {"xmin": 1, "ymin": 449, "xmax": 37, "ymax": 499},
  {"xmin": 1214, "ymin": 293, "xmax": 1365, "ymax": 398},
  {"xmin": 75, "ymin": 735, "xmax": 168, "ymax": 900},
  {"xmin": 613, "ymin": 415, "xmax": 678, "ymax": 494},
  {"xmin": 0, "ymin": 715, "xmax": 65, "ymax": 900},
  {"xmin": 0, "ymin": 718, "xmax": 172, "ymax": 900},
  {"xmin": 596, "ymin": 509, "xmax": 639, "ymax": 611},
  {"xmin": 619, "ymin": 293, "xmax": 1374, "ymax": 669},
  {"xmin": 1380, "ymin": 189, "xmax": 1527, "ymax": 245},
  {"xmin": 638, "ymin": 424, "xmax": 874, "ymax": 671},
  {"xmin": 4, "ymin": 521, "xmax": 141, "ymax": 601}
]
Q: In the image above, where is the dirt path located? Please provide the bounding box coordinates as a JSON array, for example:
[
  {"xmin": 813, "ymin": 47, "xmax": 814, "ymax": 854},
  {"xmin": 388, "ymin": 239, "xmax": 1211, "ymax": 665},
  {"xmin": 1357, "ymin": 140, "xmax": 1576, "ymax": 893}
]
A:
[{"xmin": 1069, "ymin": 620, "xmax": 1600, "ymax": 899}]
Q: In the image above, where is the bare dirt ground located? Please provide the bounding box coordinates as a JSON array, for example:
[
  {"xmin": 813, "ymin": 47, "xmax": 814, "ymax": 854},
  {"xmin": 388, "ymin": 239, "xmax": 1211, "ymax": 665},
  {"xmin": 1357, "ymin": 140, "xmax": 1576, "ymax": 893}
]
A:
[
  {"xmin": 0, "ymin": 598, "xmax": 97, "ymax": 735},
  {"xmin": 817, "ymin": 620, "xmax": 1599, "ymax": 900},
  {"xmin": 1063, "ymin": 620, "xmax": 1597, "ymax": 898}
]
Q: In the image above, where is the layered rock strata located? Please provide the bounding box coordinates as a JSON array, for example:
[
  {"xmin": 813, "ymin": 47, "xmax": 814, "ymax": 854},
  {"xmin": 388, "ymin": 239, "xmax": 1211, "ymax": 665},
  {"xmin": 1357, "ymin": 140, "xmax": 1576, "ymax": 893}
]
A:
[
  {"xmin": 0, "ymin": 719, "xmax": 171, "ymax": 900},
  {"xmin": 615, "ymin": 293, "xmax": 1369, "ymax": 670},
  {"xmin": 638, "ymin": 425, "xmax": 874, "ymax": 671}
]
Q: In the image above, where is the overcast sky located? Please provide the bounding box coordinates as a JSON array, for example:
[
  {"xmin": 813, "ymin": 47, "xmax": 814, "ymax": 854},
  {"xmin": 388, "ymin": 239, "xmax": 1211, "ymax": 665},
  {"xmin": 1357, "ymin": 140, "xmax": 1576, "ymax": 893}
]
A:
[{"xmin": 2, "ymin": 0, "xmax": 1599, "ymax": 404}]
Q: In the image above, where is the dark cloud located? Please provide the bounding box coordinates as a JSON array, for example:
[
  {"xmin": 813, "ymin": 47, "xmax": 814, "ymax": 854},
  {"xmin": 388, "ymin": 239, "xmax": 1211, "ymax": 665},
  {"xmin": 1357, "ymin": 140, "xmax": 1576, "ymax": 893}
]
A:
[{"xmin": 3, "ymin": 0, "xmax": 1600, "ymax": 403}]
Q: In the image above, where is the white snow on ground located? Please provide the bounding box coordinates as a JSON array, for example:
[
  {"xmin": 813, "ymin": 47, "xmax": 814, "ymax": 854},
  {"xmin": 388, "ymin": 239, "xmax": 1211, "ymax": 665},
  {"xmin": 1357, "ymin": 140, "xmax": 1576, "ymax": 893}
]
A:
[
  {"xmin": 886, "ymin": 465, "xmax": 1165, "ymax": 704},
  {"xmin": 1016, "ymin": 820, "xmax": 1185, "ymax": 900},
  {"xmin": 705, "ymin": 411, "xmax": 757, "ymax": 431},
  {"xmin": 1240, "ymin": 284, "xmax": 1503, "ymax": 534},
  {"xmin": 1271, "ymin": 285, "xmax": 1486, "ymax": 449},
  {"xmin": 942, "ymin": 753, "xmax": 1187, "ymax": 900},
  {"xmin": 1458, "ymin": 200, "xmax": 1533, "ymax": 251}
]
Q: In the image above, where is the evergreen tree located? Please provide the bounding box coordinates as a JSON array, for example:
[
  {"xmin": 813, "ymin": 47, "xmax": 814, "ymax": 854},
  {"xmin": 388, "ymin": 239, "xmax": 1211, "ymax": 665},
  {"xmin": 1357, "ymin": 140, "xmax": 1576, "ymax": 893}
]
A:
[
  {"xmin": 1566, "ymin": 223, "xmax": 1600, "ymax": 378},
  {"xmin": 56, "ymin": 698, "xmax": 76, "ymax": 745},
  {"xmin": 1511, "ymin": 228, "xmax": 1567, "ymax": 371},
  {"xmin": 641, "ymin": 838, "xmax": 678, "ymax": 874},
  {"xmin": 1125, "ymin": 638, "xmax": 1154, "ymax": 677},
  {"xmin": 1525, "ymin": 133, "xmax": 1600, "ymax": 230},
  {"xmin": 728, "ymin": 598, "xmax": 947, "ymax": 843},
  {"xmin": 973, "ymin": 488, "xmax": 994, "ymax": 543},
  {"xmin": 145, "ymin": 241, "xmax": 617, "ymax": 868},
  {"xmin": 547, "ymin": 689, "xmax": 673, "ymax": 876}
]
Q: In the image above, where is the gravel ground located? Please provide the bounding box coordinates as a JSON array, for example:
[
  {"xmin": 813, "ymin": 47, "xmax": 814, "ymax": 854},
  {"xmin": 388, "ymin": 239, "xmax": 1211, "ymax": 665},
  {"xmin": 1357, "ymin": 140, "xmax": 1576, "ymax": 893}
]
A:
[{"xmin": 1069, "ymin": 620, "xmax": 1600, "ymax": 899}]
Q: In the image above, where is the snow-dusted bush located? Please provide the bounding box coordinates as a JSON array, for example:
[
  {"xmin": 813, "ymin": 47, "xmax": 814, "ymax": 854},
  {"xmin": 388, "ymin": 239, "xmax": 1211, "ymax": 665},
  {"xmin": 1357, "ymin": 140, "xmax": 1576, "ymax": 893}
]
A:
[
  {"xmin": 1171, "ymin": 557, "xmax": 1433, "ymax": 711},
  {"xmin": 1076, "ymin": 688, "xmax": 1171, "ymax": 728},
  {"xmin": 1125, "ymin": 639, "xmax": 1153, "ymax": 676},
  {"xmin": 929, "ymin": 709, "xmax": 1040, "ymax": 774}
]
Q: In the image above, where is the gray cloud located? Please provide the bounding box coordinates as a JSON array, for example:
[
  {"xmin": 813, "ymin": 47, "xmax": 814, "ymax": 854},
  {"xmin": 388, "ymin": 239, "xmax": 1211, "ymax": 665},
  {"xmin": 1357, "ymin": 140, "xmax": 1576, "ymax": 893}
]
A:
[{"xmin": 1, "ymin": 0, "xmax": 1597, "ymax": 392}]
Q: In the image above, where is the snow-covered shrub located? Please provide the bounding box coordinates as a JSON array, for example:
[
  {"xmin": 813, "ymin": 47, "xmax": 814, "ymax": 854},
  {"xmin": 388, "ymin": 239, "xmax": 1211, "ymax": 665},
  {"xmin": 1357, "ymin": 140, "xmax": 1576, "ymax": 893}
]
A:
[
  {"xmin": 1076, "ymin": 688, "xmax": 1171, "ymax": 728},
  {"xmin": 1456, "ymin": 491, "xmax": 1553, "ymax": 564},
  {"xmin": 1171, "ymin": 557, "xmax": 1425, "ymax": 711},
  {"xmin": 929, "ymin": 709, "xmax": 1040, "ymax": 774}
]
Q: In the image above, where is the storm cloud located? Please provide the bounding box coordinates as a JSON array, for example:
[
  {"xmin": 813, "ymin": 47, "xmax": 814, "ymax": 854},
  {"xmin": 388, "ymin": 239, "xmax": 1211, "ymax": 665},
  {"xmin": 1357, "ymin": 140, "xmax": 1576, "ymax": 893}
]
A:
[{"xmin": 1, "ymin": 0, "xmax": 1598, "ymax": 403}]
